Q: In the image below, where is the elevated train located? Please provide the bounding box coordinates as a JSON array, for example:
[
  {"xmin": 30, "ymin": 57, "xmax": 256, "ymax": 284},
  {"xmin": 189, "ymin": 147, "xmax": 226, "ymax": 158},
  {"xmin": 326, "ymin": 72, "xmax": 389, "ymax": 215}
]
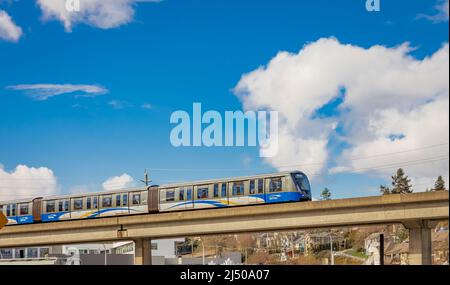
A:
[{"xmin": 0, "ymin": 171, "xmax": 311, "ymax": 226}]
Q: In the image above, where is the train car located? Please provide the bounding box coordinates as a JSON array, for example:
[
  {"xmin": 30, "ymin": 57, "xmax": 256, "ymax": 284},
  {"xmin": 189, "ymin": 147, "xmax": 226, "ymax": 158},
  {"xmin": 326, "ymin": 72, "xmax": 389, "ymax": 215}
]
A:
[
  {"xmin": 0, "ymin": 171, "xmax": 311, "ymax": 225},
  {"xmin": 0, "ymin": 198, "xmax": 36, "ymax": 225},
  {"xmin": 39, "ymin": 188, "xmax": 149, "ymax": 222},
  {"xmin": 158, "ymin": 171, "xmax": 311, "ymax": 211}
]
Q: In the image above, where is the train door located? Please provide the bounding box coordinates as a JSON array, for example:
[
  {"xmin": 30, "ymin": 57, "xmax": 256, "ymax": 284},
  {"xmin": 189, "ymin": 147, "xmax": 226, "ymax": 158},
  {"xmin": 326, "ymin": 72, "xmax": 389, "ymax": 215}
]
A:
[
  {"xmin": 220, "ymin": 183, "xmax": 228, "ymax": 206},
  {"xmin": 194, "ymin": 184, "xmax": 214, "ymax": 209},
  {"xmin": 17, "ymin": 202, "xmax": 33, "ymax": 224},
  {"xmin": 265, "ymin": 176, "xmax": 284, "ymax": 203},
  {"xmin": 113, "ymin": 193, "xmax": 129, "ymax": 215},
  {"xmin": 248, "ymin": 179, "xmax": 262, "ymax": 204},
  {"xmin": 4, "ymin": 203, "xmax": 17, "ymax": 224},
  {"xmin": 185, "ymin": 186, "xmax": 194, "ymax": 210},
  {"xmin": 70, "ymin": 197, "xmax": 87, "ymax": 219},
  {"xmin": 257, "ymin": 178, "xmax": 265, "ymax": 203},
  {"xmin": 229, "ymin": 181, "xmax": 246, "ymax": 206},
  {"xmin": 84, "ymin": 196, "xmax": 98, "ymax": 218},
  {"xmin": 99, "ymin": 194, "xmax": 113, "ymax": 217},
  {"xmin": 175, "ymin": 187, "xmax": 188, "ymax": 210},
  {"xmin": 58, "ymin": 199, "xmax": 71, "ymax": 220},
  {"xmin": 130, "ymin": 191, "xmax": 147, "ymax": 214}
]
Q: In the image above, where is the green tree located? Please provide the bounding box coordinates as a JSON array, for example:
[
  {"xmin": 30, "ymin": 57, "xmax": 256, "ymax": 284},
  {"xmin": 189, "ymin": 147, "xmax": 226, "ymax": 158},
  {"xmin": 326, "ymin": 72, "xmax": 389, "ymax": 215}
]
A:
[
  {"xmin": 434, "ymin": 176, "xmax": 447, "ymax": 191},
  {"xmin": 380, "ymin": 185, "xmax": 391, "ymax": 195},
  {"xmin": 320, "ymin": 188, "xmax": 332, "ymax": 200},
  {"xmin": 390, "ymin": 168, "xmax": 413, "ymax": 194}
]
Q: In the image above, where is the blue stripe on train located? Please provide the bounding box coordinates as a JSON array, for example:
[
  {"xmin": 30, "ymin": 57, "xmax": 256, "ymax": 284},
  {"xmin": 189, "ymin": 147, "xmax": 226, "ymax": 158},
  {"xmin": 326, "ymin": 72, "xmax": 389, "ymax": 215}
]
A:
[
  {"xmin": 167, "ymin": 191, "xmax": 305, "ymax": 209},
  {"xmin": 8, "ymin": 215, "xmax": 34, "ymax": 224},
  {"xmin": 41, "ymin": 212, "xmax": 69, "ymax": 222},
  {"xmin": 41, "ymin": 207, "xmax": 143, "ymax": 222}
]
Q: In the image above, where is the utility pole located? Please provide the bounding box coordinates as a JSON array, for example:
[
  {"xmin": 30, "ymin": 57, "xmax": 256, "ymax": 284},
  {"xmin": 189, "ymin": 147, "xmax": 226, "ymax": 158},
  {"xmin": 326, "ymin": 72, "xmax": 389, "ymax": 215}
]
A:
[{"xmin": 140, "ymin": 169, "xmax": 151, "ymax": 187}]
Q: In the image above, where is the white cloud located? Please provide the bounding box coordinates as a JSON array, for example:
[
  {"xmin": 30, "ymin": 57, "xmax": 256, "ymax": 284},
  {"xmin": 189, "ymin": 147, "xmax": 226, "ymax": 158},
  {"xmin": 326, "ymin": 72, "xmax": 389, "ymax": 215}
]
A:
[
  {"xmin": 0, "ymin": 164, "xmax": 60, "ymax": 201},
  {"xmin": 6, "ymin": 84, "xmax": 108, "ymax": 100},
  {"xmin": 37, "ymin": 0, "xmax": 161, "ymax": 32},
  {"xmin": 0, "ymin": 10, "xmax": 22, "ymax": 42},
  {"xmin": 234, "ymin": 38, "xmax": 449, "ymax": 185},
  {"xmin": 108, "ymin": 100, "xmax": 130, "ymax": 109},
  {"xmin": 417, "ymin": 0, "xmax": 449, "ymax": 23},
  {"xmin": 141, "ymin": 103, "xmax": 152, "ymax": 109},
  {"xmin": 102, "ymin": 173, "xmax": 136, "ymax": 191}
]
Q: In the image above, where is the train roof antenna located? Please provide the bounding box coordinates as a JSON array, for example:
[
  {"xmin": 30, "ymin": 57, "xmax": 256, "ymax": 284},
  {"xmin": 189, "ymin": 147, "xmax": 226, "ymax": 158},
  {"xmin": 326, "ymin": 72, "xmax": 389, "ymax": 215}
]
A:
[{"xmin": 140, "ymin": 169, "xmax": 152, "ymax": 187}]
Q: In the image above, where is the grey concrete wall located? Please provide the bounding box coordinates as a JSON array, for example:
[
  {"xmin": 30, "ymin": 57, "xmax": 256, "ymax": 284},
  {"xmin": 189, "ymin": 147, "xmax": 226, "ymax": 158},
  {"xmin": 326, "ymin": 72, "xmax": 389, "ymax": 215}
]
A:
[{"xmin": 79, "ymin": 254, "xmax": 134, "ymax": 265}]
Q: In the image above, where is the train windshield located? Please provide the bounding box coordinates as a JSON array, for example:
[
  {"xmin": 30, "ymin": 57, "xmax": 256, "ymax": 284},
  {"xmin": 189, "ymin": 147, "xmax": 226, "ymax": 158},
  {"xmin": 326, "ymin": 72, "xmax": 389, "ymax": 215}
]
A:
[{"xmin": 293, "ymin": 173, "xmax": 311, "ymax": 192}]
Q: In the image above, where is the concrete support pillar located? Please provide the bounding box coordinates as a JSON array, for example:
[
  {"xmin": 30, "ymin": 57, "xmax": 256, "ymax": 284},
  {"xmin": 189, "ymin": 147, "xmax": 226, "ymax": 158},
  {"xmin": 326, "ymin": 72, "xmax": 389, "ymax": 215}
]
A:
[
  {"xmin": 408, "ymin": 227, "xmax": 431, "ymax": 265},
  {"xmin": 403, "ymin": 220, "xmax": 436, "ymax": 265},
  {"xmin": 134, "ymin": 238, "xmax": 152, "ymax": 265}
]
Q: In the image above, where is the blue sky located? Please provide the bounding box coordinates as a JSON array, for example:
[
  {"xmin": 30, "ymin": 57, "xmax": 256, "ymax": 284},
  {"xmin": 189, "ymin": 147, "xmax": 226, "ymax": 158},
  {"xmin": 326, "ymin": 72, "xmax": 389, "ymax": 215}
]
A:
[{"xmin": 0, "ymin": 0, "xmax": 448, "ymax": 200}]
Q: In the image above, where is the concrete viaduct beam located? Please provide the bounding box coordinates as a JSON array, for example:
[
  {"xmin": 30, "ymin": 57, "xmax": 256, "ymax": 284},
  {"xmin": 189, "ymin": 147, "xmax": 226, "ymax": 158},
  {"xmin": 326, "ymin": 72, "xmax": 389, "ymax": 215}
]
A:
[{"xmin": 0, "ymin": 191, "xmax": 448, "ymax": 265}]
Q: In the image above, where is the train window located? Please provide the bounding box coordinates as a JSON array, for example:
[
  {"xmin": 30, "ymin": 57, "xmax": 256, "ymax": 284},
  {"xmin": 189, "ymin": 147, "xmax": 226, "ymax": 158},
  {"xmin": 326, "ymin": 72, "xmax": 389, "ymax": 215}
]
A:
[
  {"xmin": 232, "ymin": 182, "xmax": 244, "ymax": 196},
  {"xmin": 116, "ymin": 195, "xmax": 121, "ymax": 207},
  {"xmin": 249, "ymin": 180, "xmax": 255, "ymax": 194},
  {"xmin": 58, "ymin": 201, "xmax": 63, "ymax": 212},
  {"xmin": 258, "ymin": 179, "xmax": 264, "ymax": 194},
  {"xmin": 213, "ymin": 184, "xmax": 219, "ymax": 198},
  {"xmin": 269, "ymin": 178, "xmax": 283, "ymax": 192},
  {"xmin": 19, "ymin": 204, "xmax": 29, "ymax": 216},
  {"xmin": 221, "ymin": 184, "xmax": 227, "ymax": 197},
  {"xmin": 11, "ymin": 204, "xmax": 16, "ymax": 216},
  {"xmin": 123, "ymin": 194, "xmax": 128, "ymax": 206},
  {"xmin": 93, "ymin": 197, "xmax": 98, "ymax": 208},
  {"xmin": 132, "ymin": 193, "xmax": 141, "ymax": 205},
  {"xmin": 179, "ymin": 189, "xmax": 185, "ymax": 201},
  {"xmin": 46, "ymin": 201, "xmax": 55, "ymax": 213},
  {"xmin": 197, "ymin": 187, "xmax": 209, "ymax": 199},
  {"xmin": 165, "ymin": 191, "xmax": 174, "ymax": 202},
  {"xmin": 102, "ymin": 196, "xmax": 112, "ymax": 208},
  {"xmin": 187, "ymin": 188, "xmax": 192, "ymax": 200},
  {"xmin": 293, "ymin": 173, "xmax": 311, "ymax": 192},
  {"xmin": 64, "ymin": 200, "xmax": 69, "ymax": 211},
  {"xmin": 87, "ymin": 197, "xmax": 91, "ymax": 209},
  {"xmin": 6, "ymin": 205, "xmax": 10, "ymax": 216},
  {"xmin": 74, "ymin": 198, "xmax": 83, "ymax": 210}
]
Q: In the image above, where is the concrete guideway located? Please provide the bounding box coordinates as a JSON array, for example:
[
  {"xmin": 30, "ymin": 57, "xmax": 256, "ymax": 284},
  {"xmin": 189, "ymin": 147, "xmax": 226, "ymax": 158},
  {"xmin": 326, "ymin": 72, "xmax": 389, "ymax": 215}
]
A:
[{"xmin": 0, "ymin": 191, "xmax": 448, "ymax": 265}]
